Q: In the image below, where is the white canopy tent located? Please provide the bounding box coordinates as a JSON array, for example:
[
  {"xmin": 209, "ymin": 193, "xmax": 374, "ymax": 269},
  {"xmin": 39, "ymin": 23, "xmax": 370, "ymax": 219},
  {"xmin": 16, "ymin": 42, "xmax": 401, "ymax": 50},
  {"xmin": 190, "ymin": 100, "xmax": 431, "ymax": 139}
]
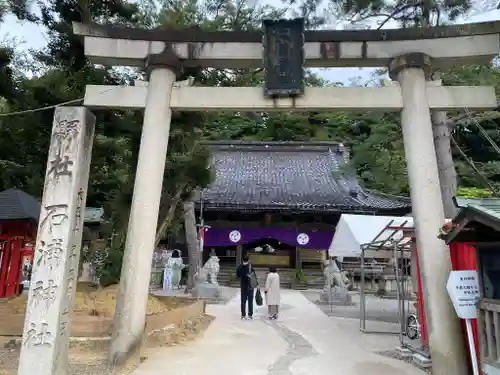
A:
[
  {"xmin": 328, "ymin": 214, "xmax": 414, "ymax": 258},
  {"xmin": 329, "ymin": 214, "xmax": 415, "ymax": 337}
]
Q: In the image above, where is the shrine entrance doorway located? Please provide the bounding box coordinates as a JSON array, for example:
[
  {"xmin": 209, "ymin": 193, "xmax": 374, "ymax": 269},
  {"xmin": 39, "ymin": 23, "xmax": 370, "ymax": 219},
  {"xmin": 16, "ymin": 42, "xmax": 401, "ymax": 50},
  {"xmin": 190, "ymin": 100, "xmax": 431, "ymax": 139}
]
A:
[{"xmin": 243, "ymin": 238, "xmax": 296, "ymax": 268}]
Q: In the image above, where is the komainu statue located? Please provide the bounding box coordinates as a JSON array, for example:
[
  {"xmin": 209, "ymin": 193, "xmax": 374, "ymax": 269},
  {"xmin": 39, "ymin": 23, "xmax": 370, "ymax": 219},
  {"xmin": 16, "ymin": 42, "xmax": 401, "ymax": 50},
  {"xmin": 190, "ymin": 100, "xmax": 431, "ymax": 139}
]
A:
[
  {"xmin": 201, "ymin": 251, "xmax": 220, "ymax": 285},
  {"xmin": 323, "ymin": 258, "xmax": 352, "ymax": 290}
]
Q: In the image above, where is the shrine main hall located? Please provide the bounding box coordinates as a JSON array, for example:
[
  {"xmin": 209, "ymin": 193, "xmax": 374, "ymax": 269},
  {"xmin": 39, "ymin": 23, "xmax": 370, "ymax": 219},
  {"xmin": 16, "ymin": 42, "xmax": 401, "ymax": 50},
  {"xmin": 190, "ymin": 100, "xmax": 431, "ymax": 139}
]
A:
[{"xmin": 194, "ymin": 140, "xmax": 411, "ymax": 284}]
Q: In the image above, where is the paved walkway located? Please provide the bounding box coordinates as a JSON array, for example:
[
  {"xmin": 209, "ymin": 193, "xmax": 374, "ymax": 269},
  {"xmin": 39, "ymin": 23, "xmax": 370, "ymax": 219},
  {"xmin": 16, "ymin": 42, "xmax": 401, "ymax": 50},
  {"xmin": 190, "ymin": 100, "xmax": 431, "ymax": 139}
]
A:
[{"xmin": 132, "ymin": 289, "xmax": 425, "ymax": 375}]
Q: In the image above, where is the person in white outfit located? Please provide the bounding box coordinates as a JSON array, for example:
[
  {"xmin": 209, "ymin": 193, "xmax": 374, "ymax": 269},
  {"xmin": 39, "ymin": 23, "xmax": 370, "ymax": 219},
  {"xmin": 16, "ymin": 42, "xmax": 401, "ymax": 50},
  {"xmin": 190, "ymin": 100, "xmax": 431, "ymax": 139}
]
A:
[
  {"xmin": 265, "ymin": 266, "xmax": 281, "ymax": 320},
  {"xmin": 168, "ymin": 249, "xmax": 185, "ymax": 289}
]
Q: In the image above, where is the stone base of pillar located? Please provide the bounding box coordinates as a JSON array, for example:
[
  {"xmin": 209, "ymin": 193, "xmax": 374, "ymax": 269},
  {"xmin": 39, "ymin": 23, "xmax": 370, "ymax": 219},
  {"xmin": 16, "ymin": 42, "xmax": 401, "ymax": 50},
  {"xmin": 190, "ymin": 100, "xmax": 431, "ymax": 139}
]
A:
[
  {"xmin": 108, "ymin": 339, "xmax": 144, "ymax": 369},
  {"xmin": 396, "ymin": 346, "xmax": 412, "ymax": 358},
  {"xmin": 412, "ymin": 353, "xmax": 432, "ymax": 369}
]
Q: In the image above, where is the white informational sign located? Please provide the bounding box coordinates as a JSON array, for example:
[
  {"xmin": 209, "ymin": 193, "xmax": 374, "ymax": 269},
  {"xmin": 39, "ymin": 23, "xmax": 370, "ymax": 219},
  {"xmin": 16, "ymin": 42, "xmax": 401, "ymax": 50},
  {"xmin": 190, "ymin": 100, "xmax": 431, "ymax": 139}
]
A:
[
  {"xmin": 446, "ymin": 270, "xmax": 481, "ymax": 319},
  {"xmin": 446, "ymin": 270, "xmax": 481, "ymax": 375}
]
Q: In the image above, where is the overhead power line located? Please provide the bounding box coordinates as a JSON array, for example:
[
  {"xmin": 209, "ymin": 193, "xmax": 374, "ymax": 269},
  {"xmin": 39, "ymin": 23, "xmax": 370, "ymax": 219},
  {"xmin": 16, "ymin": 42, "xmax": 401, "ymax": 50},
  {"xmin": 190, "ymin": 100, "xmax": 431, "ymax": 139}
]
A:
[
  {"xmin": 0, "ymin": 98, "xmax": 83, "ymax": 117},
  {"xmin": 450, "ymin": 106, "xmax": 500, "ymax": 197},
  {"xmin": 450, "ymin": 134, "xmax": 500, "ymax": 196},
  {"xmin": 465, "ymin": 107, "xmax": 500, "ymax": 157},
  {"xmin": 0, "ymin": 87, "xmax": 116, "ymax": 117}
]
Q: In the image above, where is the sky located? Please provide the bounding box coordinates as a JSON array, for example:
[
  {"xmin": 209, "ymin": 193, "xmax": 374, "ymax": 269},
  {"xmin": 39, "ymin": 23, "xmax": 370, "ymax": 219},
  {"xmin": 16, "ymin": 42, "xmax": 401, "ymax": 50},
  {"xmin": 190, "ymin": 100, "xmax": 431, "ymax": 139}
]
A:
[{"xmin": 0, "ymin": 1, "xmax": 500, "ymax": 84}]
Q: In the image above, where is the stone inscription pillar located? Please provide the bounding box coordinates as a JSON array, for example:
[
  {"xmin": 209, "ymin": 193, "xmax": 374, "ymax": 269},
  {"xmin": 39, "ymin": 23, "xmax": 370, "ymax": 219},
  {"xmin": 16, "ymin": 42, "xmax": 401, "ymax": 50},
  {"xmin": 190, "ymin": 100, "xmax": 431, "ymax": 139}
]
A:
[
  {"xmin": 110, "ymin": 56, "xmax": 178, "ymax": 365},
  {"xmin": 17, "ymin": 107, "xmax": 95, "ymax": 375},
  {"xmin": 389, "ymin": 53, "xmax": 467, "ymax": 375}
]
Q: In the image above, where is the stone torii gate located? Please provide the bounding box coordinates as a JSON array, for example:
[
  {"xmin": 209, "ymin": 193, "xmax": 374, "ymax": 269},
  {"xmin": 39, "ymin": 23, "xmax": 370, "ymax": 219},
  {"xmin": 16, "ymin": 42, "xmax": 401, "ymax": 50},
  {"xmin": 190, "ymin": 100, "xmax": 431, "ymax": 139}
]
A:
[{"xmin": 17, "ymin": 19, "xmax": 499, "ymax": 375}]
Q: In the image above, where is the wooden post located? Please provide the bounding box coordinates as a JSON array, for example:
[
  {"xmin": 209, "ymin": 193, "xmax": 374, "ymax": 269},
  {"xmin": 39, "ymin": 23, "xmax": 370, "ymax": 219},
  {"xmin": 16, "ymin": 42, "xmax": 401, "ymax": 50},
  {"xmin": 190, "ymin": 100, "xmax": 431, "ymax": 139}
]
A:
[
  {"xmin": 264, "ymin": 213, "xmax": 272, "ymax": 226},
  {"xmin": 236, "ymin": 245, "xmax": 242, "ymax": 267}
]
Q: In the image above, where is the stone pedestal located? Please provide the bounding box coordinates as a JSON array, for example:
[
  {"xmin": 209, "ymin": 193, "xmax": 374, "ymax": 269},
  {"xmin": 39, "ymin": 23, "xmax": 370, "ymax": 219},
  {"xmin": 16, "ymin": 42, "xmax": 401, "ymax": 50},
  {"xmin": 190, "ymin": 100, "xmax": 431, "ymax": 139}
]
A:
[
  {"xmin": 319, "ymin": 287, "xmax": 352, "ymax": 305},
  {"xmin": 79, "ymin": 262, "xmax": 93, "ymax": 283},
  {"xmin": 191, "ymin": 283, "xmax": 222, "ymax": 301},
  {"xmin": 149, "ymin": 267, "xmax": 163, "ymax": 290}
]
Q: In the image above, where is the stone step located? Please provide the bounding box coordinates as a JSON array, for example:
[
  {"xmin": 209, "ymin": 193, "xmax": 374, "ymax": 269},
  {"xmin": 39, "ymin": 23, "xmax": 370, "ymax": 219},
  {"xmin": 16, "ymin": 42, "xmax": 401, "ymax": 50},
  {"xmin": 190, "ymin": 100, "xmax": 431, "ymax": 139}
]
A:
[
  {"xmin": 217, "ymin": 266, "xmax": 324, "ymax": 289},
  {"xmin": 219, "ymin": 267, "xmax": 322, "ymax": 275}
]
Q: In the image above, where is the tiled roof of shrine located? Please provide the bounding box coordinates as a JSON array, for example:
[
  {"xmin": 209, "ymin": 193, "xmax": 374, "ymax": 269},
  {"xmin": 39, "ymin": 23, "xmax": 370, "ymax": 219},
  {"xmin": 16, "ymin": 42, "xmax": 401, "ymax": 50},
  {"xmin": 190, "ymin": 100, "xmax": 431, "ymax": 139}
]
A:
[
  {"xmin": 0, "ymin": 188, "xmax": 41, "ymax": 220},
  {"xmin": 0, "ymin": 188, "xmax": 105, "ymax": 223},
  {"xmin": 440, "ymin": 196, "xmax": 500, "ymax": 243},
  {"xmin": 200, "ymin": 141, "xmax": 411, "ymax": 213}
]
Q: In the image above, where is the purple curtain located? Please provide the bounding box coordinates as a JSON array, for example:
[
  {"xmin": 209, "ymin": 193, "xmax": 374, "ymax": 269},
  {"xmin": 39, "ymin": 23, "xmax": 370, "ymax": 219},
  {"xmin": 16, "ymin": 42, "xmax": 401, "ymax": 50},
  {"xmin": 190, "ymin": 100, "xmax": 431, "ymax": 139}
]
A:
[{"xmin": 204, "ymin": 227, "xmax": 332, "ymax": 250}]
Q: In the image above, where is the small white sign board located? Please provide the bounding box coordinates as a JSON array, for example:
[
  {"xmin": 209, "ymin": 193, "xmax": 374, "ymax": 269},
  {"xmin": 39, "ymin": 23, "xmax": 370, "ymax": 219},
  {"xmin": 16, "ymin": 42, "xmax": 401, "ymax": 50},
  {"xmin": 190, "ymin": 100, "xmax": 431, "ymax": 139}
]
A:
[{"xmin": 446, "ymin": 270, "xmax": 481, "ymax": 319}]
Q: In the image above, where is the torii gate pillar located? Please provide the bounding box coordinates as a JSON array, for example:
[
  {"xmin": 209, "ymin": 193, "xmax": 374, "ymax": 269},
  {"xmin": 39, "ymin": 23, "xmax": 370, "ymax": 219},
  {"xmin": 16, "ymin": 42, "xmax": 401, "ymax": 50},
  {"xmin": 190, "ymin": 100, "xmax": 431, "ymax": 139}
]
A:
[
  {"xmin": 389, "ymin": 53, "xmax": 467, "ymax": 375},
  {"xmin": 109, "ymin": 52, "xmax": 179, "ymax": 365}
]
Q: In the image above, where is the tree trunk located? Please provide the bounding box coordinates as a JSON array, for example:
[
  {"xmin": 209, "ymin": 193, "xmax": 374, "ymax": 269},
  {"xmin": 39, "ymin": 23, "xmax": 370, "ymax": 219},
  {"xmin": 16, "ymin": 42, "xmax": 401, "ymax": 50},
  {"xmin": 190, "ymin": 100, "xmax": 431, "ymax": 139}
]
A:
[
  {"xmin": 154, "ymin": 184, "xmax": 187, "ymax": 247},
  {"xmin": 432, "ymin": 113, "xmax": 458, "ymax": 218},
  {"xmin": 183, "ymin": 200, "xmax": 199, "ymax": 291},
  {"xmin": 431, "ymin": 75, "xmax": 458, "ymax": 219}
]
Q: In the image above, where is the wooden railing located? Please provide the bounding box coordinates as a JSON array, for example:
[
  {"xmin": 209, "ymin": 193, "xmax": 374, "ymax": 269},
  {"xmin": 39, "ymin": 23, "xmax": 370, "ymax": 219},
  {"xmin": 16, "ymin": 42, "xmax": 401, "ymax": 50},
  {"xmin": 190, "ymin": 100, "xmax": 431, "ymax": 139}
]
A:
[{"xmin": 479, "ymin": 300, "xmax": 500, "ymax": 366}]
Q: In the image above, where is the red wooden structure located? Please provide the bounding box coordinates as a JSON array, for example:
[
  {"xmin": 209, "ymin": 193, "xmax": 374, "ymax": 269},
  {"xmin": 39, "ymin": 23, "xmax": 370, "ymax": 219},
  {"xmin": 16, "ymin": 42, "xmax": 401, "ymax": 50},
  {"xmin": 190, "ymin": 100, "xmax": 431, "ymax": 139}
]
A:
[
  {"xmin": 449, "ymin": 242, "xmax": 480, "ymax": 372},
  {"xmin": 415, "ymin": 242, "xmax": 480, "ymax": 372},
  {"xmin": 0, "ymin": 227, "xmax": 36, "ymax": 297},
  {"xmin": 0, "ymin": 189, "xmax": 39, "ymax": 298},
  {"xmin": 414, "ymin": 247, "xmax": 429, "ymax": 348}
]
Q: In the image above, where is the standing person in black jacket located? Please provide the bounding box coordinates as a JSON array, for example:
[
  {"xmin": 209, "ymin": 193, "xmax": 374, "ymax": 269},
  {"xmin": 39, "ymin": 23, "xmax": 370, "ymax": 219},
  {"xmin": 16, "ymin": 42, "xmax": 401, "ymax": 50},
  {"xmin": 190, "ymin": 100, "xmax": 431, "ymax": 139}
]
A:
[{"xmin": 236, "ymin": 254, "xmax": 257, "ymax": 320}]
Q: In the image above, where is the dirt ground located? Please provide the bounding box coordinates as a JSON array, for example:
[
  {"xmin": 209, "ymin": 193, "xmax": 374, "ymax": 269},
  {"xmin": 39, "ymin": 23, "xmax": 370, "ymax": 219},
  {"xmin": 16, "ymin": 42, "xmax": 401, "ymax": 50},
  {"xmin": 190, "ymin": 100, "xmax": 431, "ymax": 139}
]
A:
[
  {"xmin": 0, "ymin": 283, "xmax": 214, "ymax": 375},
  {"xmin": 3, "ymin": 283, "xmax": 179, "ymax": 317},
  {"xmin": 0, "ymin": 314, "xmax": 214, "ymax": 375}
]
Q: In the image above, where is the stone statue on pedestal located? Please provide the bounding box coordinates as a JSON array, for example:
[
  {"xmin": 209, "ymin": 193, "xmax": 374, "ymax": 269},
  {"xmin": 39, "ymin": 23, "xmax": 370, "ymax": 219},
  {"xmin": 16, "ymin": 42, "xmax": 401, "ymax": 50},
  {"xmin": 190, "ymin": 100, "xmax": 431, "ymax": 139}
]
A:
[
  {"xmin": 323, "ymin": 258, "xmax": 352, "ymax": 289},
  {"xmin": 323, "ymin": 259, "xmax": 335, "ymax": 290},
  {"xmin": 164, "ymin": 249, "xmax": 184, "ymax": 290},
  {"xmin": 320, "ymin": 258, "xmax": 352, "ymax": 305},
  {"xmin": 204, "ymin": 252, "xmax": 220, "ymax": 284},
  {"xmin": 192, "ymin": 250, "xmax": 222, "ymax": 300}
]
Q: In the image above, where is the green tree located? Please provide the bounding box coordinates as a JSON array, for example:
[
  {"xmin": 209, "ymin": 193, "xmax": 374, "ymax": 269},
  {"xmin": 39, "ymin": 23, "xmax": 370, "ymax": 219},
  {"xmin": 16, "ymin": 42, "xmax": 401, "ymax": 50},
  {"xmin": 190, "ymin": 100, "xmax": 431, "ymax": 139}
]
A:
[
  {"xmin": 290, "ymin": 0, "xmax": 472, "ymax": 29},
  {"xmin": 0, "ymin": 0, "xmax": 217, "ymax": 285}
]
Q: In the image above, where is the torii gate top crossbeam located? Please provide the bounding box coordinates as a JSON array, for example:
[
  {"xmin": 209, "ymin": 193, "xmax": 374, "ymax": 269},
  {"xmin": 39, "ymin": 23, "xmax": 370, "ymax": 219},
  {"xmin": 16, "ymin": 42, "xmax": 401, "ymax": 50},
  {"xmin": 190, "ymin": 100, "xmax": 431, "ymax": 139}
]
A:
[
  {"xmin": 73, "ymin": 21, "xmax": 500, "ymax": 69},
  {"xmin": 75, "ymin": 21, "xmax": 500, "ymax": 43}
]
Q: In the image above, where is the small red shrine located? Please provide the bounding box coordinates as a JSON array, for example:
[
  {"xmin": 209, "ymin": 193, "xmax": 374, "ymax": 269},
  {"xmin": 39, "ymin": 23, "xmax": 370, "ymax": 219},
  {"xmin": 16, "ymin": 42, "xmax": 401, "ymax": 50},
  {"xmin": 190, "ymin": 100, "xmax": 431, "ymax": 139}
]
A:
[
  {"xmin": 0, "ymin": 189, "xmax": 39, "ymax": 298},
  {"xmin": 440, "ymin": 197, "xmax": 500, "ymax": 375}
]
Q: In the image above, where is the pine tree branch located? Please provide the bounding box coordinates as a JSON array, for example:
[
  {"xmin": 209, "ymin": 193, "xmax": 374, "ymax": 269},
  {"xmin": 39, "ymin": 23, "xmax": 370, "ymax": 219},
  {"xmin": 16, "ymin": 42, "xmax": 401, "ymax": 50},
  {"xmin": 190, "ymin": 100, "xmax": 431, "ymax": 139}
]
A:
[{"xmin": 450, "ymin": 135, "xmax": 500, "ymax": 196}]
